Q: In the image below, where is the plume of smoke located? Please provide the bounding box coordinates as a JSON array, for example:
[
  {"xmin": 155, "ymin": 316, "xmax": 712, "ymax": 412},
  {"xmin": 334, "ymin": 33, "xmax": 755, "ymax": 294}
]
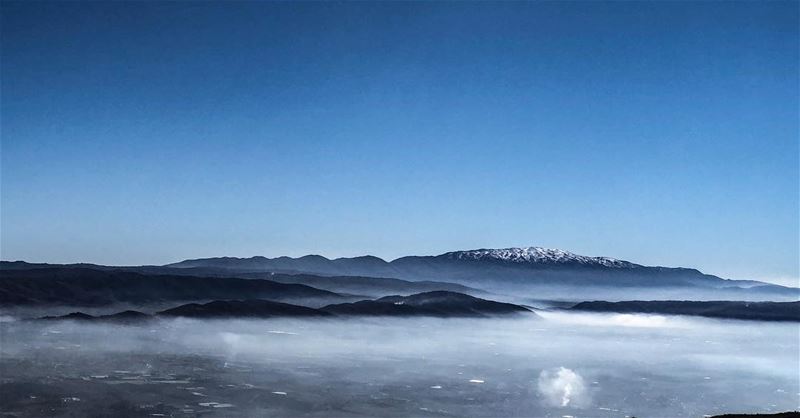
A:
[{"xmin": 537, "ymin": 367, "xmax": 590, "ymax": 408}]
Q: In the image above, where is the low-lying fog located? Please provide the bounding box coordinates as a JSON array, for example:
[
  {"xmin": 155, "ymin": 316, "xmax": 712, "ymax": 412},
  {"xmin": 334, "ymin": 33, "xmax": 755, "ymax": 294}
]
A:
[{"xmin": 1, "ymin": 312, "xmax": 797, "ymax": 417}]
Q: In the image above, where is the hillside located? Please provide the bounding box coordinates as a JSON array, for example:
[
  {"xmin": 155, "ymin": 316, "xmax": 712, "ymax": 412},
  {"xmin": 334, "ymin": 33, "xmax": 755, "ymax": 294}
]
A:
[
  {"xmin": 0, "ymin": 268, "xmax": 345, "ymax": 307},
  {"xmin": 570, "ymin": 300, "xmax": 800, "ymax": 322}
]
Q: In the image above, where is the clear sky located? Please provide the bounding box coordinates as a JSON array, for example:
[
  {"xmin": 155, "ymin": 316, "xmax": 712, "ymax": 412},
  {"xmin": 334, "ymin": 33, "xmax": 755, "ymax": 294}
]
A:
[{"xmin": 1, "ymin": 1, "xmax": 797, "ymax": 285}]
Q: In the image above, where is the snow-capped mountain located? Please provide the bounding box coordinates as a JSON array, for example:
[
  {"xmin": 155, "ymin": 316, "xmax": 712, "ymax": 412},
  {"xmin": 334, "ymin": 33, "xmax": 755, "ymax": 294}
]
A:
[
  {"xmin": 441, "ymin": 247, "xmax": 638, "ymax": 268},
  {"xmin": 163, "ymin": 246, "xmax": 798, "ymax": 300}
]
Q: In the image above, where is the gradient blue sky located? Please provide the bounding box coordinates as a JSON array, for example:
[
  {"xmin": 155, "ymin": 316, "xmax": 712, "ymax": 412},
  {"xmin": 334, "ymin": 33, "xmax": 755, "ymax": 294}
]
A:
[{"xmin": 1, "ymin": 2, "xmax": 797, "ymax": 285}]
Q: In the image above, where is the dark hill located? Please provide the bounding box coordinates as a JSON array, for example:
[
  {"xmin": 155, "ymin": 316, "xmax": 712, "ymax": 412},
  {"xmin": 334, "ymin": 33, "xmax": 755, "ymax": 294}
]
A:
[
  {"xmin": 238, "ymin": 272, "xmax": 484, "ymax": 298},
  {"xmin": 40, "ymin": 310, "xmax": 150, "ymax": 323},
  {"xmin": 40, "ymin": 312, "xmax": 95, "ymax": 321},
  {"xmin": 101, "ymin": 310, "xmax": 151, "ymax": 322},
  {"xmin": 36, "ymin": 292, "xmax": 533, "ymax": 321},
  {"xmin": 570, "ymin": 300, "xmax": 800, "ymax": 322},
  {"xmin": 1, "ymin": 261, "xmax": 482, "ymax": 300},
  {"xmin": 157, "ymin": 299, "xmax": 330, "ymax": 318},
  {"xmin": 322, "ymin": 291, "xmax": 534, "ymax": 317},
  {"xmin": 0, "ymin": 268, "xmax": 345, "ymax": 307}
]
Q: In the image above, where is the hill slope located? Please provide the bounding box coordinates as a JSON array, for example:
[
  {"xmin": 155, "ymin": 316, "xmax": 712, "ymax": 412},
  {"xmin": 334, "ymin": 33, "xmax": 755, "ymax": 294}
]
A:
[
  {"xmin": 570, "ymin": 300, "xmax": 800, "ymax": 322},
  {"xmin": 1, "ymin": 261, "xmax": 482, "ymax": 299},
  {"xmin": 36, "ymin": 292, "xmax": 533, "ymax": 320},
  {"xmin": 0, "ymin": 268, "xmax": 346, "ymax": 307},
  {"xmin": 158, "ymin": 299, "xmax": 331, "ymax": 318},
  {"xmin": 322, "ymin": 291, "xmax": 534, "ymax": 317}
]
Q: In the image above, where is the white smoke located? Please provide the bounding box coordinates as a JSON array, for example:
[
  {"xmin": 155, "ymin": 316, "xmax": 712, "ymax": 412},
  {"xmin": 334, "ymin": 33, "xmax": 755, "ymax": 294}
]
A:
[{"xmin": 537, "ymin": 367, "xmax": 590, "ymax": 408}]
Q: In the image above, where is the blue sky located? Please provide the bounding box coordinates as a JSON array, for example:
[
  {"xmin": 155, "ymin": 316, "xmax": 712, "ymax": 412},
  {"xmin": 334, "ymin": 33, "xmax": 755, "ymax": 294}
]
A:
[{"xmin": 1, "ymin": 2, "xmax": 797, "ymax": 285}]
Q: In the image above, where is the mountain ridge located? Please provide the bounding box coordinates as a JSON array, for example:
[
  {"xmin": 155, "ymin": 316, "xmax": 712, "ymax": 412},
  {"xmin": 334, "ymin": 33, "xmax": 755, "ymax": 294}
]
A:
[
  {"xmin": 164, "ymin": 246, "xmax": 792, "ymax": 292},
  {"xmin": 165, "ymin": 247, "xmax": 725, "ymax": 278},
  {"xmin": 0, "ymin": 267, "xmax": 348, "ymax": 307},
  {"xmin": 167, "ymin": 246, "xmax": 643, "ymax": 268},
  {"xmin": 4, "ymin": 246, "xmax": 797, "ymax": 302},
  {"xmin": 569, "ymin": 300, "xmax": 800, "ymax": 322},
  {"xmin": 35, "ymin": 291, "xmax": 535, "ymax": 320}
]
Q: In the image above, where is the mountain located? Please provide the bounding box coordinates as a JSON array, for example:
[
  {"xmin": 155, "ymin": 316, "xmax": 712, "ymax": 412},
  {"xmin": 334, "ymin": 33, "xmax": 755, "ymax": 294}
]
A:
[
  {"xmin": 40, "ymin": 312, "xmax": 95, "ymax": 321},
  {"xmin": 166, "ymin": 247, "xmax": 798, "ymax": 300},
  {"xmin": 37, "ymin": 292, "xmax": 533, "ymax": 320},
  {"xmin": 322, "ymin": 291, "xmax": 534, "ymax": 317},
  {"xmin": 158, "ymin": 299, "xmax": 331, "ymax": 318},
  {"xmin": 40, "ymin": 310, "xmax": 150, "ymax": 323},
  {"xmin": 236, "ymin": 272, "xmax": 484, "ymax": 297},
  {"xmin": 569, "ymin": 300, "xmax": 800, "ymax": 322},
  {"xmin": 437, "ymin": 247, "xmax": 637, "ymax": 268},
  {"xmin": 5, "ymin": 246, "xmax": 797, "ymax": 303},
  {"xmin": 0, "ymin": 261, "xmax": 482, "ymax": 298},
  {"xmin": 0, "ymin": 268, "xmax": 347, "ymax": 307},
  {"xmin": 166, "ymin": 254, "xmax": 395, "ymax": 276},
  {"xmin": 165, "ymin": 246, "xmax": 664, "ymax": 274}
]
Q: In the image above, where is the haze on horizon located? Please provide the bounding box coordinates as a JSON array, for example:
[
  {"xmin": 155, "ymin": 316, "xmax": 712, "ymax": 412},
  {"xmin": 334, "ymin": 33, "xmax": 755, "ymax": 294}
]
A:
[{"xmin": 1, "ymin": 2, "xmax": 798, "ymax": 287}]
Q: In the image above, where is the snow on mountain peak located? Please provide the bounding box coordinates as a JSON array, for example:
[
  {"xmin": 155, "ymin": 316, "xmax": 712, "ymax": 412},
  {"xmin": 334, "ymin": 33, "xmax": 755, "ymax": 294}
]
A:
[{"xmin": 444, "ymin": 247, "xmax": 635, "ymax": 268}]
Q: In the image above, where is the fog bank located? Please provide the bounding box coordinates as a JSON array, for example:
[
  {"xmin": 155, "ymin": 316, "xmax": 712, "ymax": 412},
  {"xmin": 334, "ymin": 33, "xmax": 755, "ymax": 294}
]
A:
[{"xmin": 0, "ymin": 313, "xmax": 797, "ymax": 417}]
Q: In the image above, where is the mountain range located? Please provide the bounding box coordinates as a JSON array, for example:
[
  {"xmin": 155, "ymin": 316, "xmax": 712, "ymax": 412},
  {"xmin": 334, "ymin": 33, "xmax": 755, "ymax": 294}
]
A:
[
  {"xmin": 37, "ymin": 291, "xmax": 534, "ymax": 321},
  {"xmin": 0, "ymin": 268, "xmax": 347, "ymax": 307},
  {"xmin": 3, "ymin": 246, "xmax": 797, "ymax": 304},
  {"xmin": 167, "ymin": 247, "xmax": 797, "ymax": 300}
]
